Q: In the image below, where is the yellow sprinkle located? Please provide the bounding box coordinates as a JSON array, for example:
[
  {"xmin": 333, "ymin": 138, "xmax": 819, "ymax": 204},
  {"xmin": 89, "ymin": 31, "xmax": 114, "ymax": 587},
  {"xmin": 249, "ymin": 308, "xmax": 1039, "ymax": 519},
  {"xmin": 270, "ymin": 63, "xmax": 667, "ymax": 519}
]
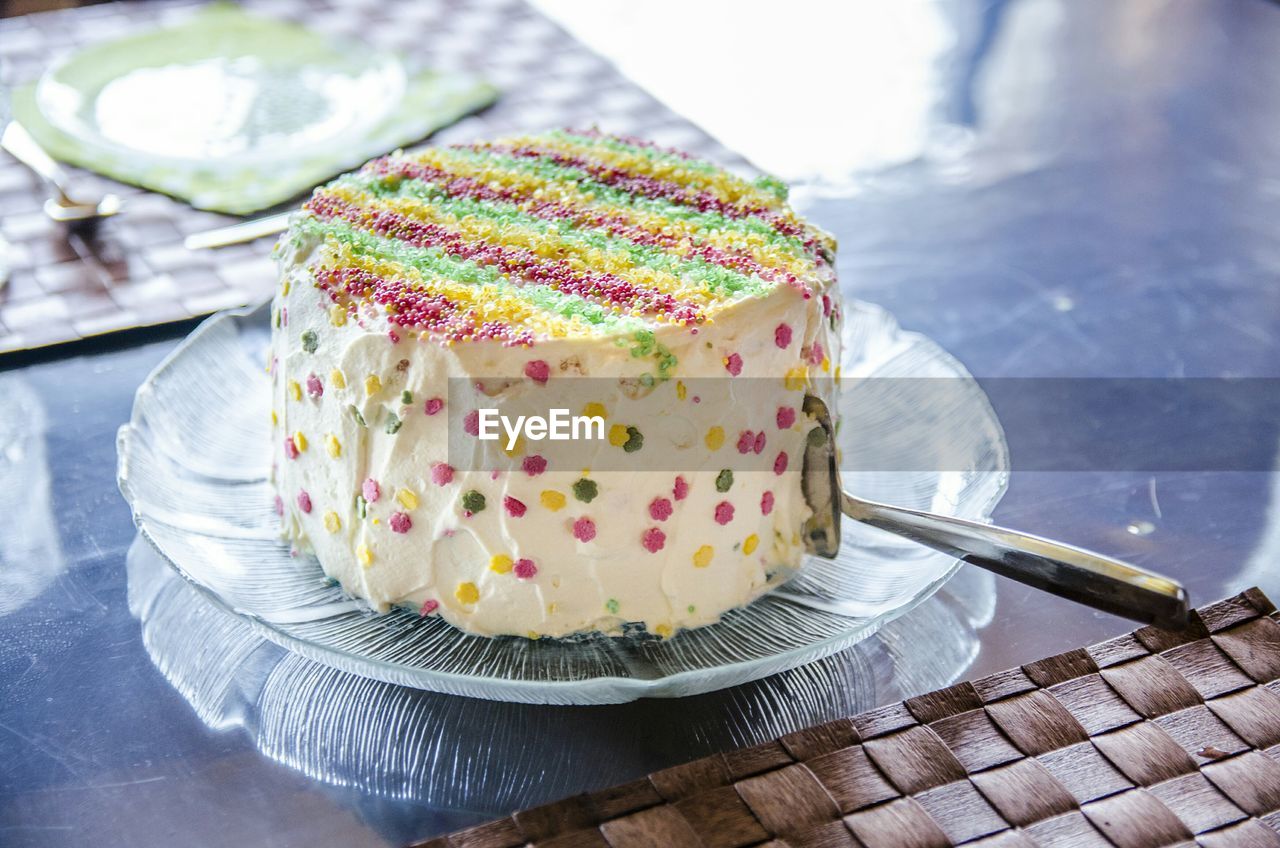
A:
[
  {"xmin": 288, "ymin": 380, "xmax": 302, "ymax": 401},
  {"xmin": 325, "ymin": 434, "xmax": 341, "ymax": 458},
  {"xmin": 292, "ymin": 431, "xmax": 308, "ymax": 452},
  {"xmin": 540, "ymin": 490, "xmax": 566, "ymax": 511},
  {"xmin": 821, "ymin": 357, "xmax": 831, "ymax": 373},
  {"xmin": 365, "ymin": 374, "xmax": 382, "ymax": 396},
  {"xmin": 547, "ymin": 602, "xmax": 558, "ymax": 614},
  {"xmin": 582, "ymin": 401, "xmax": 607, "ymax": 419},
  {"xmin": 490, "ymin": 554, "xmax": 513, "ymax": 574},
  {"xmin": 784, "ymin": 366, "xmax": 809, "ymax": 391},
  {"xmin": 834, "ymin": 366, "xmax": 843, "ymax": 385},
  {"xmin": 502, "ymin": 434, "xmax": 525, "ymax": 457},
  {"xmin": 607, "ymin": 424, "xmax": 630, "ymax": 447},
  {"xmin": 323, "ymin": 511, "xmax": 341, "ymax": 533},
  {"xmin": 693, "ymin": 545, "xmax": 714, "ymax": 567},
  {"xmin": 357, "ymin": 544, "xmax": 373, "ymax": 567},
  {"xmin": 676, "ymin": 381, "xmax": 687, "ymax": 401},
  {"xmin": 330, "ymin": 305, "xmax": 347, "ymax": 327},
  {"xmin": 743, "ymin": 534, "xmax": 759, "ymax": 555},
  {"xmin": 654, "ymin": 624, "xmax": 673, "ymax": 639},
  {"xmin": 455, "ymin": 581, "xmax": 480, "ymax": 604},
  {"xmin": 282, "ymin": 278, "xmax": 291, "ymax": 296},
  {"xmin": 395, "ymin": 487, "xmax": 420, "ymax": 510},
  {"xmin": 271, "ymin": 410, "xmax": 278, "ymax": 427},
  {"xmin": 705, "ymin": 426, "xmax": 725, "ymax": 451},
  {"xmin": 330, "ymin": 369, "xmax": 346, "ymax": 389}
]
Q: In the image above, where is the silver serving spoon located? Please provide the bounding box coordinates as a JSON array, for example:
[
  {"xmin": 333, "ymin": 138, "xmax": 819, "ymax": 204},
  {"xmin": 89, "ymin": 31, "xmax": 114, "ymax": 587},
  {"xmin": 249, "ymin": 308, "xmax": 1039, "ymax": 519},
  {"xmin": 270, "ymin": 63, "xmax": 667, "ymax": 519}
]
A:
[
  {"xmin": 800, "ymin": 395, "xmax": 1189, "ymax": 627},
  {"xmin": 1, "ymin": 121, "xmax": 122, "ymax": 224}
]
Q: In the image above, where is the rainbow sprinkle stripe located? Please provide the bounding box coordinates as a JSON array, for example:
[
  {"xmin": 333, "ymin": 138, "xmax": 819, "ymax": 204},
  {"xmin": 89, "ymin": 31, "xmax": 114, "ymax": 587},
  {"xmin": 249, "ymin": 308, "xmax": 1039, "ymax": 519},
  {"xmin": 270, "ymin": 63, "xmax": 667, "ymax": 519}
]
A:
[{"xmin": 294, "ymin": 129, "xmax": 835, "ymax": 346}]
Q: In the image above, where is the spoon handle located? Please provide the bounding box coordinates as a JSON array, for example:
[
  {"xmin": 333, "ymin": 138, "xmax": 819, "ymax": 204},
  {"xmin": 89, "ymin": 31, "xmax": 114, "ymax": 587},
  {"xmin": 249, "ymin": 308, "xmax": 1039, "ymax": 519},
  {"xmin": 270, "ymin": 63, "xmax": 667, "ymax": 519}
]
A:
[
  {"xmin": 841, "ymin": 492, "xmax": 1189, "ymax": 627},
  {"xmin": 1, "ymin": 121, "xmax": 71, "ymax": 199}
]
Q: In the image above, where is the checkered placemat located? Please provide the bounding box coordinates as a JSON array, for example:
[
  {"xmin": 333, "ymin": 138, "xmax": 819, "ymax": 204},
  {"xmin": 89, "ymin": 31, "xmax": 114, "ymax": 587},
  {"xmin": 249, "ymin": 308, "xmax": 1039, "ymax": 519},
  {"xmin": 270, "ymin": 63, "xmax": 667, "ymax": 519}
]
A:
[
  {"xmin": 427, "ymin": 588, "xmax": 1280, "ymax": 847},
  {"xmin": 0, "ymin": 0, "xmax": 743, "ymax": 355}
]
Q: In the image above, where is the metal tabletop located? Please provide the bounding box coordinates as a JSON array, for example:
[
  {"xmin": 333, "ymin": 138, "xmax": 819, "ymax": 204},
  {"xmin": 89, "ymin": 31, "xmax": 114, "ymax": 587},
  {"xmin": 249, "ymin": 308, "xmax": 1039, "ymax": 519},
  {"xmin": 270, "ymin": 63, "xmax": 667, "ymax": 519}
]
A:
[{"xmin": 3, "ymin": 0, "xmax": 1279, "ymax": 844}]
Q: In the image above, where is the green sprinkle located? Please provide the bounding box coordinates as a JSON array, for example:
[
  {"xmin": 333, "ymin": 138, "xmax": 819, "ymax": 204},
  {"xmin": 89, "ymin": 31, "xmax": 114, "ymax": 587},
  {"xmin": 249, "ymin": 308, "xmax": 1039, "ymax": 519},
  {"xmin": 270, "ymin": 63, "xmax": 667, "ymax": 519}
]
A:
[
  {"xmin": 354, "ymin": 494, "xmax": 367, "ymax": 519},
  {"xmin": 348, "ymin": 405, "xmax": 366, "ymax": 427},
  {"xmin": 605, "ymin": 598, "xmax": 620, "ymax": 615},
  {"xmin": 273, "ymin": 309, "xmax": 282, "ymax": 329},
  {"xmin": 639, "ymin": 373, "xmax": 655, "ymax": 388},
  {"xmin": 687, "ymin": 605, "xmax": 696, "ymax": 614},
  {"xmin": 401, "ymin": 390, "xmax": 413, "ymax": 404},
  {"xmin": 301, "ymin": 330, "xmax": 318, "ymax": 353},
  {"xmin": 385, "ymin": 412, "xmax": 402, "ymax": 434},
  {"xmin": 753, "ymin": 174, "xmax": 789, "ymax": 200},
  {"xmin": 572, "ymin": 478, "xmax": 599, "ymax": 503},
  {"xmin": 461, "ymin": 490, "xmax": 486, "ymax": 513},
  {"xmin": 715, "ymin": 469, "xmax": 734, "ymax": 492},
  {"xmin": 622, "ymin": 426, "xmax": 644, "ymax": 453}
]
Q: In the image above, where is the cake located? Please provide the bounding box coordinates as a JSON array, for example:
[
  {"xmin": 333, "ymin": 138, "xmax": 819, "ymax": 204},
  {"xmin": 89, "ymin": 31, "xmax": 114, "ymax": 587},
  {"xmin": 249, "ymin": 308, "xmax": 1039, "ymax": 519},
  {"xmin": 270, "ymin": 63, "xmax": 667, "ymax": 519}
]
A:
[{"xmin": 270, "ymin": 129, "xmax": 841, "ymax": 639}]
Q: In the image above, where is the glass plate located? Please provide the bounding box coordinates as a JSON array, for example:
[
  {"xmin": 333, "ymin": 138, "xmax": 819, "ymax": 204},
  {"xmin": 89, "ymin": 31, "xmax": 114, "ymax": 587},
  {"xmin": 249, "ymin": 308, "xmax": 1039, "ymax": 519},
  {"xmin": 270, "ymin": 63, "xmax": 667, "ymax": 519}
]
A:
[{"xmin": 116, "ymin": 300, "xmax": 1008, "ymax": 704}]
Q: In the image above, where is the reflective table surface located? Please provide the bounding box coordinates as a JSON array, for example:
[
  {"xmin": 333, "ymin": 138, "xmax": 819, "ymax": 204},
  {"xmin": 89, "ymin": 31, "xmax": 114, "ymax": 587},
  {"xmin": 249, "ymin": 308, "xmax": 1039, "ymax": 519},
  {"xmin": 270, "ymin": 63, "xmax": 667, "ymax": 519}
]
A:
[{"xmin": 4, "ymin": 0, "xmax": 1280, "ymax": 844}]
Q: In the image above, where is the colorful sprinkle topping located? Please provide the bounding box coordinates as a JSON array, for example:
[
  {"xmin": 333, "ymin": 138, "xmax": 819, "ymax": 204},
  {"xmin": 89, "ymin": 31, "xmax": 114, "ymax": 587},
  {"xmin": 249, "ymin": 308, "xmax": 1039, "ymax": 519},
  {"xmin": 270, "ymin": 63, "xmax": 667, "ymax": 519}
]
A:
[
  {"xmin": 504, "ymin": 495, "xmax": 527, "ymax": 517},
  {"xmin": 715, "ymin": 470, "xmax": 734, "ymax": 492},
  {"xmin": 513, "ymin": 558, "xmax": 538, "ymax": 579},
  {"xmin": 714, "ymin": 502, "xmax": 735, "ymax": 525},
  {"xmin": 541, "ymin": 490, "xmax": 566, "ymax": 511},
  {"xmin": 693, "ymin": 545, "xmax": 714, "ymax": 567},
  {"xmin": 431, "ymin": 462, "xmax": 454, "ymax": 486},
  {"xmin": 389, "ymin": 512, "xmax": 413, "ymax": 533},
  {"xmin": 362, "ymin": 478, "xmax": 381, "ymax": 502},
  {"xmin": 291, "ymin": 130, "xmax": 833, "ymax": 348},
  {"xmin": 425, "ymin": 397, "xmax": 444, "ymax": 415},
  {"xmin": 673, "ymin": 475, "xmax": 689, "ymax": 501},
  {"xmin": 649, "ymin": 497, "xmax": 673, "ymax": 521}
]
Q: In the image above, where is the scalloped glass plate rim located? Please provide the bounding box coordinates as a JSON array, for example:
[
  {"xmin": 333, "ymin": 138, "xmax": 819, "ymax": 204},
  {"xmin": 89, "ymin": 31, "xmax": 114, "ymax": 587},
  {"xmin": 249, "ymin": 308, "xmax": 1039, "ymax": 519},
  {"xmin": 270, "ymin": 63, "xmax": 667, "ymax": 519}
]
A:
[{"xmin": 117, "ymin": 301, "xmax": 1009, "ymax": 702}]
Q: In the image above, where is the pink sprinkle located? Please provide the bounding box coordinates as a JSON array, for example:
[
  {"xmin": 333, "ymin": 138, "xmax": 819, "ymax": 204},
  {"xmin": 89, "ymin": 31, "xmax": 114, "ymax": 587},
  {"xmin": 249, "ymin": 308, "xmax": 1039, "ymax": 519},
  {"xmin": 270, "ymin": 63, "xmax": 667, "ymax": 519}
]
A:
[
  {"xmin": 490, "ymin": 471, "xmax": 500, "ymax": 480},
  {"xmin": 463, "ymin": 410, "xmax": 479, "ymax": 436},
  {"xmin": 714, "ymin": 502, "xmax": 735, "ymax": 525},
  {"xmin": 673, "ymin": 475, "xmax": 689, "ymax": 501},
  {"xmin": 523, "ymin": 455, "xmax": 547, "ymax": 476},
  {"xmin": 822, "ymin": 294, "xmax": 832, "ymax": 317},
  {"xmin": 724, "ymin": 352, "xmax": 743, "ymax": 376},
  {"xmin": 269, "ymin": 356, "xmax": 277, "ymax": 376},
  {"xmin": 362, "ymin": 478, "xmax": 381, "ymax": 502},
  {"xmin": 777, "ymin": 406, "xmax": 796, "ymax": 429},
  {"xmin": 420, "ymin": 599, "xmax": 439, "ymax": 616},
  {"xmin": 754, "ymin": 432, "xmax": 766, "ymax": 454},
  {"xmin": 388, "ymin": 330, "xmax": 400, "ymax": 344},
  {"xmin": 573, "ymin": 516, "xmax": 596, "ymax": 542},
  {"xmin": 297, "ymin": 490, "xmax": 312, "ymax": 513},
  {"xmin": 641, "ymin": 527, "xmax": 666, "ymax": 552},
  {"xmin": 737, "ymin": 430, "xmax": 755, "ymax": 454},
  {"xmin": 524, "ymin": 359, "xmax": 551, "ymax": 384},
  {"xmin": 273, "ymin": 495, "xmax": 284, "ymax": 516},
  {"xmin": 431, "ymin": 462, "xmax": 454, "ymax": 486},
  {"xmin": 649, "ymin": 497, "xmax": 673, "ymax": 521},
  {"xmin": 513, "ymin": 558, "xmax": 537, "ymax": 579},
  {"xmin": 808, "ymin": 342, "xmax": 825, "ymax": 366},
  {"xmin": 761, "ymin": 491, "xmax": 775, "ymax": 515},
  {"xmin": 425, "ymin": 397, "xmax": 444, "ymax": 415},
  {"xmin": 775, "ymin": 323, "xmax": 793, "ymax": 349},
  {"xmin": 281, "ymin": 307, "xmax": 288, "ymax": 326},
  {"xmin": 504, "ymin": 496, "xmax": 527, "ymax": 517},
  {"xmin": 389, "ymin": 512, "xmax": 413, "ymax": 533},
  {"xmin": 284, "ymin": 437, "xmax": 299, "ymax": 460},
  {"xmin": 774, "ymin": 452, "xmax": 789, "ymax": 475},
  {"xmin": 306, "ymin": 374, "xmax": 323, "ymax": 398}
]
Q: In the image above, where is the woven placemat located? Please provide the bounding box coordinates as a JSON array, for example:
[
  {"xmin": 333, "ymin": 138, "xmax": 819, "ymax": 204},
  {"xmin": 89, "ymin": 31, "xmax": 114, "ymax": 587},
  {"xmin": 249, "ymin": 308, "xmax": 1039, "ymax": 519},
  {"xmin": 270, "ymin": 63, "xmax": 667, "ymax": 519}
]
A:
[
  {"xmin": 426, "ymin": 588, "xmax": 1280, "ymax": 848},
  {"xmin": 0, "ymin": 0, "xmax": 739, "ymax": 355}
]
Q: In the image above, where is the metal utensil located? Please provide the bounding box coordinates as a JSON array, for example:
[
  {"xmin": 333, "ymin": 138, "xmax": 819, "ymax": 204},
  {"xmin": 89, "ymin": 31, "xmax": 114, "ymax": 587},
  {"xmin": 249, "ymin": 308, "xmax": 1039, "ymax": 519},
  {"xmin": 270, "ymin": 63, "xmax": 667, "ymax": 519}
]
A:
[
  {"xmin": 0, "ymin": 121, "xmax": 122, "ymax": 224},
  {"xmin": 800, "ymin": 394, "xmax": 1189, "ymax": 627},
  {"xmin": 184, "ymin": 212, "xmax": 290, "ymax": 250}
]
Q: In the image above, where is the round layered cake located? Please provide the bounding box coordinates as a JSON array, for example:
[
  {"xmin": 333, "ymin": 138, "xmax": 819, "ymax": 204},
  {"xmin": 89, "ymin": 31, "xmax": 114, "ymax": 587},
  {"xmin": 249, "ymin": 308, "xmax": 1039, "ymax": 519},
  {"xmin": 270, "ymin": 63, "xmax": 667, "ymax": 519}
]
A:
[{"xmin": 270, "ymin": 129, "xmax": 841, "ymax": 638}]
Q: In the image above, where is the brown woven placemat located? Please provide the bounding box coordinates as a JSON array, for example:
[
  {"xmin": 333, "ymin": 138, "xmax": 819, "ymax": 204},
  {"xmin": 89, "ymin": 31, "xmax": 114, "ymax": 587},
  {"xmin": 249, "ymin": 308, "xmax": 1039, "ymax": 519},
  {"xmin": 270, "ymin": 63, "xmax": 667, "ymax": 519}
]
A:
[
  {"xmin": 426, "ymin": 588, "xmax": 1280, "ymax": 848},
  {"xmin": 0, "ymin": 0, "xmax": 739, "ymax": 355}
]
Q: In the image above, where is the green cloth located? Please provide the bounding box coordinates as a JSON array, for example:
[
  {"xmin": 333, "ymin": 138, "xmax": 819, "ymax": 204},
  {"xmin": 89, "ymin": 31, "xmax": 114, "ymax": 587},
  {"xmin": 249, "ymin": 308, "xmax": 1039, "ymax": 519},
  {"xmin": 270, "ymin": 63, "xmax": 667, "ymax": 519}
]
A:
[{"xmin": 13, "ymin": 4, "xmax": 498, "ymax": 215}]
